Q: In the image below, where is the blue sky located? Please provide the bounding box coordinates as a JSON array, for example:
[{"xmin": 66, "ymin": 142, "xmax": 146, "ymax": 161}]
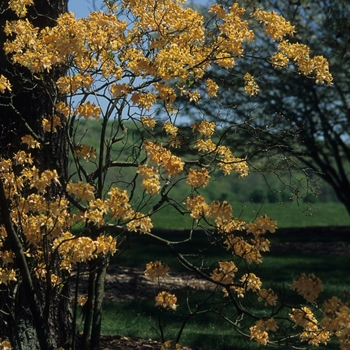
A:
[
  {"xmin": 69, "ymin": 0, "xmax": 103, "ymax": 17},
  {"xmin": 69, "ymin": 0, "xmax": 207, "ymax": 17}
]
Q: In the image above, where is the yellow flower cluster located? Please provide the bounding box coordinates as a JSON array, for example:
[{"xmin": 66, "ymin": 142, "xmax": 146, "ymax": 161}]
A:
[
  {"xmin": 206, "ymin": 79, "xmax": 219, "ymax": 97},
  {"xmin": 0, "ymin": 148, "xmax": 119, "ymax": 284},
  {"xmin": 211, "ymin": 3, "xmax": 254, "ymax": 63},
  {"xmin": 21, "ymin": 135, "xmax": 41, "ymax": 149},
  {"xmin": 211, "ymin": 261, "xmax": 238, "ymax": 284},
  {"xmin": 144, "ymin": 261, "xmax": 169, "ymax": 282},
  {"xmin": 243, "ymin": 73, "xmax": 259, "ymax": 96},
  {"xmin": 138, "ymin": 165, "xmax": 161, "ymax": 196},
  {"xmin": 321, "ymin": 296, "xmax": 350, "ymax": 348},
  {"xmin": 290, "ymin": 307, "xmax": 329, "ymax": 346},
  {"xmin": 257, "ymin": 288, "xmax": 278, "ymax": 307},
  {"xmin": 0, "ymin": 338, "xmax": 12, "ymax": 350},
  {"xmin": 126, "ymin": 212, "xmax": 153, "ymax": 234},
  {"xmin": 161, "ymin": 340, "xmax": 181, "ymax": 350},
  {"xmin": 0, "ymin": 267, "xmax": 17, "ymax": 285},
  {"xmin": 250, "ymin": 318, "xmax": 278, "ymax": 346},
  {"xmin": 186, "ymin": 168, "xmax": 210, "ymax": 188},
  {"xmin": 193, "ymin": 124, "xmax": 248, "ymax": 177},
  {"xmin": 291, "ymin": 273, "xmax": 323, "ymax": 304},
  {"xmin": 108, "ymin": 187, "xmax": 133, "ymax": 220},
  {"xmin": 141, "ymin": 116, "xmax": 156, "ymax": 130},
  {"xmin": 42, "ymin": 115, "xmax": 62, "ymax": 133},
  {"xmin": 3, "ymin": 0, "xmax": 333, "ymax": 120},
  {"xmin": 74, "ymin": 102, "xmax": 101, "ymax": 120},
  {"xmin": 56, "ymin": 74, "xmax": 94, "ymax": 94},
  {"xmin": 271, "ymin": 41, "xmax": 333, "ymax": 85},
  {"xmin": 143, "ymin": 141, "xmax": 184, "ymax": 176},
  {"xmin": 240, "ymin": 273, "xmax": 262, "ymax": 292},
  {"xmin": 155, "ymin": 291, "xmax": 178, "ymax": 310},
  {"xmin": 8, "ymin": 0, "xmax": 33, "ymax": 18},
  {"xmin": 252, "ymin": 8, "xmax": 295, "ymax": 41},
  {"xmin": 73, "ymin": 144, "xmax": 97, "ymax": 162},
  {"xmin": 185, "ymin": 195, "xmax": 208, "ymax": 220},
  {"xmin": 0, "ymin": 75, "xmax": 12, "ymax": 94},
  {"xmin": 246, "ymin": 215, "xmax": 277, "ymax": 238},
  {"xmin": 196, "ymin": 120, "xmax": 216, "ymax": 138},
  {"xmin": 54, "ymin": 233, "xmax": 117, "ymax": 270},
  {"xmin": 222, "ymin": 215, "xmax": 275, "ymax": 264},
  {"xmin": 163, "ymin": 121, "xmax": 178, "ymax": 136},
  {"xmin": 67, "ymin": 181, "xmax": 95, "ymax": 201}
]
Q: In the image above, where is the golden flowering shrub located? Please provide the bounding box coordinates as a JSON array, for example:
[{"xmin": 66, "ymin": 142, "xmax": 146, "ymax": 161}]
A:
[{"xmin": 0, "ymin": 0, "xmax": 343, "ymax": 349}]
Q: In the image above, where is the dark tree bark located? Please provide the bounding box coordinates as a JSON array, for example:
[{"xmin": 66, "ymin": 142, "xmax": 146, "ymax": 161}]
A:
[{"xmin": 0, "ymin": 1, "xmax": 70, "ymax": 349}]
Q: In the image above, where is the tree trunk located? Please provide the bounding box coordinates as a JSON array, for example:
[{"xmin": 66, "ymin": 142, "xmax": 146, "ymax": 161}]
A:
[
  {"xmin": 90, "ymin": 258, "xmax": 109, "ymax": 350},
  {"xmin": 0, "ymin": 1, "xmax": 70, "ymax": 348}
]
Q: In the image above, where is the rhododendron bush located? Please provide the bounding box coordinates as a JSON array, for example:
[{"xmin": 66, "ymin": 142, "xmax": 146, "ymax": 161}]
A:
[{"xmin": 1, "ymin": 0, "xmax": 347, "ymax": 349}]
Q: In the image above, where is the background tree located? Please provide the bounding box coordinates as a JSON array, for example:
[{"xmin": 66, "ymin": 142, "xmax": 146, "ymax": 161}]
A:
[
  {"xmin": 192, "ymin": 0, "xmax": 350, "ymax": 216},
  {"xmin": 2, "ymin": 1, "xmax": 348, "ymax": 350}
]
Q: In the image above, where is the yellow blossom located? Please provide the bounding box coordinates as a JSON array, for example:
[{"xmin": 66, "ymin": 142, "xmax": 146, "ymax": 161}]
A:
[
  {"xmin": 141, "ymin": 116, "xmax": 156, "ymax": 130},
  {"xmin": 291, "ymin": 273, "xmax": 323, "ymax": 303},
  {"xmin": 75, "ymin": 102, "xmax": 101, "ymax": 120},
  {"xmin": 73, "ymin": 144, "xmax": 97, "ymax": 162},
  {"xmin": 211, "ymin": 261, "xmax": 238, "ymax": 285},
  {"xmin": 155, "ymin": 291, "xmax": 178, "ymax": 310},
  {"xmin": 246, "ymin": 215, "xmax": 277, "ymax": 238},
  {"xmin": 186, "ymin": 195, "xmax": 209, "ymax": 220},
  {"xmin": 145, "ymin": 261, "xmax": 169, "ymax": 282},
  {"xmin": 194, "ymin": 139, "xmax": 216, "ymax": 153},
  {"xmin": 0, "ymin": 268, "xmax": 17, "ymax": 285},
  {"xmin": 252, "ymin": 8, "xmax": 295, "ymax": 41},
  {"xmin": 206, "ymin": 79, "xmax": 219, "ymax": 97},
  {"xmin": 126, "ymin": 212, "xmax": 153, "ymax": 234},
  {"xmin": 0, "ymin": 338, "xmax": 12, "ymax": 350},
  {"xmin": 258, "ymin": 288, "xmax": 278, "ymax": 306},
  {"xmin": 143, "ymin": 141, "xmax": 184, "ymax": 176},
  {"xmin": 243, "ymin": 73, "xmax": 259, "ymax": 96},
  {"xmin": 208, "ymin": 4, "xmax": 226, "ymax": 19},
  {"xmin": 161, "ymin": 340, "xmax": 181, "ymax": 350},
  {"xmin": 240, "ymin": 273, "xmax": 262, "ymax": 292},
  {"xmin": 21, "ymin": 135, "xmax": 41, "ymax": 149},
  {"xmin": 249, "ymin": 320, "xmax": 269, "ymax": 345},
  {"xmin": 163, "ymin": 121, "xmax": 178, "ymax": 136},
  {"xmin": 186, "ymin": 168, "xmax": 210, "ymax": 188},
  {"xmin": 67, "ymin": 181, "xmax": 95, "ymax": 201},
  {"xmin": 78, "ymin": 296, "xmax": 88, "ymax": 307},
  {"xmin": 0, "ymin": 75, "xmax": 12, "ymax": 94},
  {"xmin": 197, "ymin": 120, "xmax": 215, "ymax": 138},
  {"xmin": 9, "ymin": 0, "xmax": 34, "ymax": 17},
  {"xmin": 42, "ymin": 115, "xmax": 62, "ymax": 132},
  {"xmin": 108, "ymin": 187, "xmax": 132, "ymax": 220}
]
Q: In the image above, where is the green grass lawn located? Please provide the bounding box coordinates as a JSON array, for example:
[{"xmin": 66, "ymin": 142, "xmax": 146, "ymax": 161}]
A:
[
  {"xmin": 101, "ymin": 227, "xmax": 349, "ymax": 350},
  {"xmin": 151, "ymin": 202, "xmax": 350, "ymax": 229},
  {"xmin": 102, "ymin": 252, "xmax": 349, "ymax": 349}
]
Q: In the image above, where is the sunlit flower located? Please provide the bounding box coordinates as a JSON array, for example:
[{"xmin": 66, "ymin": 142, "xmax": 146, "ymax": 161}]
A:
[
  {"xmin": 126, "ymin": 212, "xmax": 153, "ymax": 234},
  {"xmin": 206, "ymin": 79, "xmax": 219, "ymax": 97},
  {"xmin": 163, "ymin": 121, "xmax": 178, "ymax": 136},
  {"xmin": 197, "ymin": 120, "xmax": 215, "ymax": 138},
  {"xmin": 240, "ymin": 273, "xmax": 262, "ymax": 292},
  {"xmin": 187, "ymin": 168, "xmax": 210, "ymax": 188},
  {"xmin": 141, "ymin": 116, "xmax": 156, "ymax": 130},
  {"xmin": 0, "ymin": 75, "xmax": 12, "ymax": 93},
  {"xmin": 155, "ymin": 291, "xmax": 178, "ymax": 310}
]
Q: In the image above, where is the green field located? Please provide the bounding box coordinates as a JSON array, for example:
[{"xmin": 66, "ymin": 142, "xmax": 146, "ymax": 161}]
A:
[
  {"xmin": 99, "ymin": 229, "xmax": 349, "ymax": 350},
  {"xmin": 151, "ymin": 202, "xmax": 350, "ymax": 229}
]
